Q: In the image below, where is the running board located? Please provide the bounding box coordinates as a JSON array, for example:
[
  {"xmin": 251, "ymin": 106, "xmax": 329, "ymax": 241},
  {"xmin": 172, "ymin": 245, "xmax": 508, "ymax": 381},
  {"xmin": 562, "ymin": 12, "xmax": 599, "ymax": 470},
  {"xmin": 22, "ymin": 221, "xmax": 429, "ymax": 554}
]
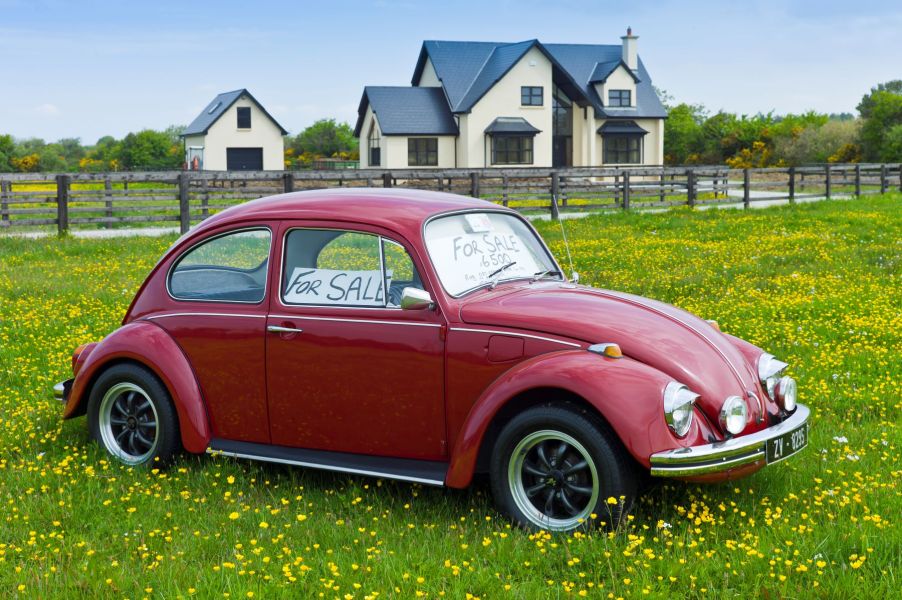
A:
[{"xmin": 206, "ymin": 439, "xmax": 448, "ymax": 487}]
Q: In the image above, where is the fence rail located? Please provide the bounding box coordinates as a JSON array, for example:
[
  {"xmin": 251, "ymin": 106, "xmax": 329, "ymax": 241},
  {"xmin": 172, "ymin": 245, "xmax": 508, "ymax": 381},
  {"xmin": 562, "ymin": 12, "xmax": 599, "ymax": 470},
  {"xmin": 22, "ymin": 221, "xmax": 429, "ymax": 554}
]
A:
[{"xmin": 1, "ymin": 163, "xmax": 900, "ymax": 234}]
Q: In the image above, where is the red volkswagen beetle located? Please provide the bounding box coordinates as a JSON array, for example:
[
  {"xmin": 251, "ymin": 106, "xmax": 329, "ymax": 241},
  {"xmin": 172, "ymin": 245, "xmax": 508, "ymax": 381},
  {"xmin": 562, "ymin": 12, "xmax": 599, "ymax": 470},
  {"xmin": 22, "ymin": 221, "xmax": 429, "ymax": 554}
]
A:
[{"xmin": 55, "ymin": 188, "xmax": 809, "ymax": 531}]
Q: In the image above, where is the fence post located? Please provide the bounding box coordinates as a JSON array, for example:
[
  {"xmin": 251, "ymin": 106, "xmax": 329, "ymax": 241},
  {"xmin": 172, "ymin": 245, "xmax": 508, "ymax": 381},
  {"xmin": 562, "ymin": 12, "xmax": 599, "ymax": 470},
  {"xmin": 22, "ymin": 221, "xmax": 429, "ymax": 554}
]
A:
[
  {"xmin": 502, "ymin": 175, "xmax": 509, "ymax": 207},
  {"xmin": 687, "ymin": 169, "xmax": 696, "ymax": 207},
  {"xmin": 0, "ymin": 180, "xmax": 9, "ymax": 227},
  {"xmin": 899, "ymin": 164, "xmax": 902, "ymax": 192},
  {"xmin": 104, "ymin": 177, "xmax": 113, "ymax": 229},
  {"xmin": 470, "ymin": 172, "xmax": 479, "ymax": 198},
  {"xmin": 550, "ymin": 171, "xmax": 560, "ymax": 219},
  {"xmin": 825, "ymin": 165, "xmax": 832, "ymax": 199},
  {"xmin": 178, "ymin": 173, "xmax": 190, "ymax": 234},
  {"xmin": 879, "ymin": 164, "xmax": 887, "ymax": 194},
  {"xmin": 56, "ymin": 174, "xmax": 69, "ymax": 235},
  {"xmin": 622, "ymin": 171, "xmax": 631, "ymax": 210},
  {"xmin": 788, "ymin": 166, "xmax": 795, "ymax": 204},
  {"xmin": 743, "ymin": 168, "xmax": 750, "ymax": 208},
  {"xmin": 854, "ymin": 164, "xmax": 861, "ymax": 197},
  {"xmin": 382, "ymin": 172, "xmax": 392, "ymax": 188},
  {"xmin": 659, "ymin": 171, "xmax": 665, "ymax": 203},
  {"xmin": 283, "ymin": 172, "xmax": 294, "ymax": 194}
]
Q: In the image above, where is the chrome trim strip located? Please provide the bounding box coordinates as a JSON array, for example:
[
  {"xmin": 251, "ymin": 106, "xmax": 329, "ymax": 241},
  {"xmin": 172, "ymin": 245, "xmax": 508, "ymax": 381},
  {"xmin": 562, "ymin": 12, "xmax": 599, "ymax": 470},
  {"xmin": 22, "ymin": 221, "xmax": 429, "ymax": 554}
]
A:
[
  {"xmin": 268, "ymin": 314, "xmax": 442, "ymax": 328},
  {"xmin": 649, "ymin": 404, "xmax": 809, "ymax": 477},
  {"xmin": 53, "ymin": 381, "xmax": 66, "ymax": 400},
  {"xmin": 205, "ymin": 448, "xmax": 445, "ymax": 487},
  {"xmin": 267, "ymin": 325, "xmax": 304, "ymax": 334},
  {"xmin": 449, "ymin": 327, "xmax": 582, "ymax": 348},
  {"xmin": 145, "ymin": 312, "xmax": 266, "ymax": 320},
  {"xmin": 590, "ymin": 290, "xmax": 750, "ymax": 391}
]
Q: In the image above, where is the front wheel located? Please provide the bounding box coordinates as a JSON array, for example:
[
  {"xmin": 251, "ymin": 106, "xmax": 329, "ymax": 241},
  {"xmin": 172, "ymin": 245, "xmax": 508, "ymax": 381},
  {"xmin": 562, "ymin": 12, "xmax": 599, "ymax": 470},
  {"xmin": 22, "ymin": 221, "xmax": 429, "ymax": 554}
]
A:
[
  {"xmin": 87, "ymin": 364, "xmax": 181, "ymax": 467},
  {"xmin": 490, "ymin": 405, "xmax": 637, "ymax": 531}
]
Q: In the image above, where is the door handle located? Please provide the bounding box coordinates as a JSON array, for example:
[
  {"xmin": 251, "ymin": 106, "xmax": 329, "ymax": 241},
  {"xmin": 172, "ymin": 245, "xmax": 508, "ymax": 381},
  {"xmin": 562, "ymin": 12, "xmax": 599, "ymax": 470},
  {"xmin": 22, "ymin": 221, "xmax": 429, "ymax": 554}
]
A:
[{"xmin": 267, "ymin": 325, "xmax": 304, "ymax": 334}]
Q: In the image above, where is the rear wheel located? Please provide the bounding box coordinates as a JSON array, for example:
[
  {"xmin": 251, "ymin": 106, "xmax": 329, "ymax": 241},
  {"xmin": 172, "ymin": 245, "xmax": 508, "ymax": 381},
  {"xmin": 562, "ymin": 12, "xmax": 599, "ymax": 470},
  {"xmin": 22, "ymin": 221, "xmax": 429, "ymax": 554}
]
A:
[
  {"xmin": 490, "ymin": 405, "xmax": 637, "ymax": 531},
  {"xmin": 88, "ymin": 364, "xmax": 180, "ymax": 467}
]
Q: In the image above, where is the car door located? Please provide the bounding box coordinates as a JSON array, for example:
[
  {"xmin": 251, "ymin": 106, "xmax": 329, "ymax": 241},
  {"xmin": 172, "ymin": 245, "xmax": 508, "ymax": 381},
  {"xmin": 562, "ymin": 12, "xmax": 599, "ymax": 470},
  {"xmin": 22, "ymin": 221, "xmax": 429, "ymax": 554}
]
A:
[{"xmin": 265, "ymin": 223, "xmax": 447, "ymax": 460}]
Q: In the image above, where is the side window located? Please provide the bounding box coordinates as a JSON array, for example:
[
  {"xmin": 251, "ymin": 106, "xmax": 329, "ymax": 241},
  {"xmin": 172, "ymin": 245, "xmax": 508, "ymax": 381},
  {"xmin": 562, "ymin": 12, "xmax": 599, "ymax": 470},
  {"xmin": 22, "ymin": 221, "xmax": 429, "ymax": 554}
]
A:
[
  {"xmin": 169, "ymin": 229, "xmax": 271, "ymax": 303},
  {"xmin": 237, "ymin": 106, "xmax": 251, "ymax": 129},
  {"xmin": 281, "ymin": 229, "xmax": 422, "ymax": 308}
]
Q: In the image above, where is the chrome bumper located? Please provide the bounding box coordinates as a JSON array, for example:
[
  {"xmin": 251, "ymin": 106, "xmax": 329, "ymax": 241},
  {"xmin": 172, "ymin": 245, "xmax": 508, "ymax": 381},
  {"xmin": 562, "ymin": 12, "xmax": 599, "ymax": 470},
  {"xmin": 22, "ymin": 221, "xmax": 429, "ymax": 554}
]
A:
[
  {"xmin": 650, "ymin": 404, "xmax": 810, "ymax": 477},
  {"xmin": 54, "ymin": 379, "xmax": 72, "ymax": 403}
]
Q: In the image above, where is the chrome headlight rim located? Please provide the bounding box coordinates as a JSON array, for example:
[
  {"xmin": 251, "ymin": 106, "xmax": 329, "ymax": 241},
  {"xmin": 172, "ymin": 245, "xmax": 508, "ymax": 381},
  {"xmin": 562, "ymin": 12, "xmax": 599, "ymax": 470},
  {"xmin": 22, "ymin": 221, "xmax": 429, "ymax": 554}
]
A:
[
  {"xmin": 720, "ymin": 395, "xmax": 748, "ymax": 435},
  {"xmin": 663, "ymin": 382, "xmax": 698, "ymax": 438},
  {"xmin": 758, "ymin": 353, "xmax": 788, "ymax": 399},
  {"xmin": 774, "ymin": 375, "xmax": 797, "ymax": 412}
]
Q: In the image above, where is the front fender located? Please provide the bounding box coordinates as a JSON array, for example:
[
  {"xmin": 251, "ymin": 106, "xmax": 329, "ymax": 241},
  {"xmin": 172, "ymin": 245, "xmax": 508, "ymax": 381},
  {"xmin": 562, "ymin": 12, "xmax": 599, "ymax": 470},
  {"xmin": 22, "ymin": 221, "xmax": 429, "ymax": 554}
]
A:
[
  {"xmin": 64, "ymin": 321, "xmax": 210, "ymax": 453},
  {"xmin": 445, "ymin": 350, "xmax": 714, "ymax": 488}
]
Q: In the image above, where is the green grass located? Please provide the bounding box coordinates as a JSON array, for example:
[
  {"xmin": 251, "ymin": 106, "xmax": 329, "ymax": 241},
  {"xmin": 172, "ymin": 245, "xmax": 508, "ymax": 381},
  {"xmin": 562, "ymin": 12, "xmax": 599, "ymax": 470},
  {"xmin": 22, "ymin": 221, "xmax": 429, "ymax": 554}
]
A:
[{"xmin": 0, "ymin": 196, "xmax": 899, "ymax": 598}]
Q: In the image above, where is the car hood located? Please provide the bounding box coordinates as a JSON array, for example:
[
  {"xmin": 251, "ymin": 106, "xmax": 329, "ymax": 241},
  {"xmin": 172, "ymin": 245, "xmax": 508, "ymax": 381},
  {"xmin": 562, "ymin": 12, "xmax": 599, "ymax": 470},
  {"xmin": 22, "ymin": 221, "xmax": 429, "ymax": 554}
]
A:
[{"xmin": 459, "ymin": 283, "xmax": 763, "ymax": 426}]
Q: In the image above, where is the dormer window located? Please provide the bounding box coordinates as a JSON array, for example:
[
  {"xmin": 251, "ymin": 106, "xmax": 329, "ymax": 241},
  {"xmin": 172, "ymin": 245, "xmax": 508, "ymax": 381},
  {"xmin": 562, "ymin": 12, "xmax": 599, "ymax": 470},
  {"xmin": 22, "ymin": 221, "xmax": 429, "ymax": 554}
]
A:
[
  {"xmin": 608, "ymin": 90, "xmax": 631, "ymax": 107},
  {"xmin": 237, "ymin": 107, "xmax": 251, "ymax": 129}
]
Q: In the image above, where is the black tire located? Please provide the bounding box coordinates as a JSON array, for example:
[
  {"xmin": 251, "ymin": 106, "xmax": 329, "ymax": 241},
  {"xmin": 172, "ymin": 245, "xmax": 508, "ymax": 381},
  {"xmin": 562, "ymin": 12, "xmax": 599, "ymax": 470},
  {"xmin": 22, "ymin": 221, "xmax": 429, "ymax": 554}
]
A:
[
  {"xmin": 87, "ymin": 363, "xmax": 181, "ymax": 467},
  {"xmin": 489, "ymin": 404, "xmax": 637, "ymax": 532}
]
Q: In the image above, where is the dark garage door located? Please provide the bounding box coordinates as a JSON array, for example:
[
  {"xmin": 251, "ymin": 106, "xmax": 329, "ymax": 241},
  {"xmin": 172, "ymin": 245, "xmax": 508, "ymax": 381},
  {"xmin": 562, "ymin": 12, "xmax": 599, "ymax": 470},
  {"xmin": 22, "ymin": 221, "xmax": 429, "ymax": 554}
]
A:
[{"xmin": 226, "ymin": 147, "xmax": 264, "ymax": 171}]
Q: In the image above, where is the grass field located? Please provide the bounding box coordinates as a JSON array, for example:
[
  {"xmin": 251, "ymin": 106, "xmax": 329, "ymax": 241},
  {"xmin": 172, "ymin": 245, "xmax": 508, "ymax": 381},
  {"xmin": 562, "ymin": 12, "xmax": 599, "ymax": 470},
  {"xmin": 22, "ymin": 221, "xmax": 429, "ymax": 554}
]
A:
[{"xmin": 0, "ymin": 196, "xmax": 899, "ymax": 598}]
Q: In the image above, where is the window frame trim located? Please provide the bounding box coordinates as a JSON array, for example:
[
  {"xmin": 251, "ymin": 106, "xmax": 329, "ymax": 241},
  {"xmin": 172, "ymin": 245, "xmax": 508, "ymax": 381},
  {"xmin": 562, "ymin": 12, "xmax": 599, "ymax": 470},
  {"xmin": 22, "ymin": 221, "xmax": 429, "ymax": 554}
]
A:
[
  {"xmin": 602, "ymin": 134, "xmax": 643, "ymax": 165},
  {"xmin": 276, "ymin": 226, "xmax": 426, "ymax": 311},
  {"xmin": 520, "ymin": 86, "xmax": 544, "ymax": 106},
  {"xmin": 607, "ymin": 89, "xmax": 632, "ymax": 108},
  {"xmin": 490, "ymin": 134, "xmax": 535, "ymax": 166},
  {"xmin": 166, "ymin": 226, "xmax": 273, "ymax": 305},
  {"xmin": 407, "ymin": 137, "xmax": 439, "ymax": 167}
]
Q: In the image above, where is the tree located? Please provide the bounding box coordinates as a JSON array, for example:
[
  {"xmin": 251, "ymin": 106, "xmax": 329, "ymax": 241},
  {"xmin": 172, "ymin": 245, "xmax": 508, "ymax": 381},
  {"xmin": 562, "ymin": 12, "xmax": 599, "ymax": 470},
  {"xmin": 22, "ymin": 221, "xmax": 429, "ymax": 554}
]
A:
[
  {"xmin": 0, "ymin": 134, "xmax": 13, "ymax": 172},
  {"xmin": 882, "ymin": 124, "xmax": 902, "ymax": 162},
  {"xmin": 119, "ymin": 129, "xmax": 182, "ymax": 170},
  {"xmin": 663, "ymin": 103, "xmax": 705, "ymax": 164},
  {"xmin": 289, "ymin": 119, "xmax": 357, "ymax": 158},
  {"xmin": 859, "ymin": 90, "xmax": 902, "ymax": 161},
  {"xmin": 773, "ymin": 120, "xmax": 861, "ymax": 165},
  {"xmin": 857, "ymin": 80, "xmax": 902, "ymax": 118}
]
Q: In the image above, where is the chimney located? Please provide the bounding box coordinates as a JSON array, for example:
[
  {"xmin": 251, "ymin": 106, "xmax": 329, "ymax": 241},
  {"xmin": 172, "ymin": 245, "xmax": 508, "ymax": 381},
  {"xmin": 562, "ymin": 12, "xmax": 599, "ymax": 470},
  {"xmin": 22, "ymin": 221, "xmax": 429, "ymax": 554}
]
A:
[{"xmin": 621, "ymin": 26, "xmax": 638, "ymax": 71}]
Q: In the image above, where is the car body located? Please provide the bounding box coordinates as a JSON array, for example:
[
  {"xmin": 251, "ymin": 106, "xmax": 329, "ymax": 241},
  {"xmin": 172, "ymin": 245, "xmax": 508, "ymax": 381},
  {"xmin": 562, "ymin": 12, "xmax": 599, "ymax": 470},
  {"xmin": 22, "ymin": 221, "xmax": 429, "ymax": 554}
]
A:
[{"xmin": 55, "ymin": 188, "xmax": 809, "ymax": 531}]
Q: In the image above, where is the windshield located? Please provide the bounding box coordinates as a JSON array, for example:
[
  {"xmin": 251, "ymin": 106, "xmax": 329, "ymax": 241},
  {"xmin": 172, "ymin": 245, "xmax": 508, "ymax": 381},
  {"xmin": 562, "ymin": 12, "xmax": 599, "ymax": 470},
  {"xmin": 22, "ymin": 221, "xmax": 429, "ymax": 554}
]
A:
[{"xmin": 424, "ymin": 211, "xmax": 560, "ymax": 297}]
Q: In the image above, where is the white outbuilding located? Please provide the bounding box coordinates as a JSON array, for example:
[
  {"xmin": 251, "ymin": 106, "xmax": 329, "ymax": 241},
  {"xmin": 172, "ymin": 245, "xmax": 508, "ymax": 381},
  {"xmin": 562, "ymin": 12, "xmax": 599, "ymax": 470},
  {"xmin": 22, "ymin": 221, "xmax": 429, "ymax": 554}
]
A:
[{"xmin": 181, "ymin": 89, "xmax": 288, "ymax": 171}]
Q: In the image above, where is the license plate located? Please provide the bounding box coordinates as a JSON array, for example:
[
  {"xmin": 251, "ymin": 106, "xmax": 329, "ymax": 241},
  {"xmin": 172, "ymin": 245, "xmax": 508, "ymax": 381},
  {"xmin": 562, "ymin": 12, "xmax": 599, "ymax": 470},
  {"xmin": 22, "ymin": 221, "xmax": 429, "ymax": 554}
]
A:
[{"xmin": 766, "ymin": 421, "xmax": 809, "ymax": 464}]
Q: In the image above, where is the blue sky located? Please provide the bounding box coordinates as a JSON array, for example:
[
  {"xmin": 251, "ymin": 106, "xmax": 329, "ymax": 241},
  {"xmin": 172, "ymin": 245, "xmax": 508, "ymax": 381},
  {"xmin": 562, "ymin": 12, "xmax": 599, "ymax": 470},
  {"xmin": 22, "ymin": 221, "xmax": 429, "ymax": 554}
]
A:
[{"xmin": 1, "ymin": 0, "xmax": 900, "ymax": 143}]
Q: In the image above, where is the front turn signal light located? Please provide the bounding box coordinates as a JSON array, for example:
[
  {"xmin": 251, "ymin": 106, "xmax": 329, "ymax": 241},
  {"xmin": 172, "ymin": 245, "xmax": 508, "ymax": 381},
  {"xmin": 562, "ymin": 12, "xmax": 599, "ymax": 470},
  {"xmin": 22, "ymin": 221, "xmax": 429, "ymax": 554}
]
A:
[{"xmin": 588, "ymin": 343, "xmax": 623, "ymax": 359}]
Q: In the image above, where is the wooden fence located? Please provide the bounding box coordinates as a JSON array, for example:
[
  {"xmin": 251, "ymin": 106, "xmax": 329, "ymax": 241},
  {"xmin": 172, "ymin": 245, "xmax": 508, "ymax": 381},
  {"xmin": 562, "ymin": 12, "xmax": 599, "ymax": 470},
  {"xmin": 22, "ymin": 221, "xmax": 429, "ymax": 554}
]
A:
[{"xmin": 1, "ymin": 163, "xmax": 900, "ymax": 234}]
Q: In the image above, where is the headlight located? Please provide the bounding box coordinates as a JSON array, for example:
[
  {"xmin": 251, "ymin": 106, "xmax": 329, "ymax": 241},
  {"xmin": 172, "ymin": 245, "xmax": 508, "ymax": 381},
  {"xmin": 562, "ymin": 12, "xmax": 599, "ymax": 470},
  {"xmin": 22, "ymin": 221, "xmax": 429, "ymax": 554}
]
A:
[
  {"xmin": 663, "ymin": 382, "xmax": 698, "ymax": 437},
  {"xmin": 757, "ymin": 353, "xmax": 788, "ymax": 398},
  {"xmin": 720, "ymin": 395, "xmax": 748, "ymax": 435},
  {"xmin": 774, "ymin": 376, "xmax": 797, "ymax": 412}
]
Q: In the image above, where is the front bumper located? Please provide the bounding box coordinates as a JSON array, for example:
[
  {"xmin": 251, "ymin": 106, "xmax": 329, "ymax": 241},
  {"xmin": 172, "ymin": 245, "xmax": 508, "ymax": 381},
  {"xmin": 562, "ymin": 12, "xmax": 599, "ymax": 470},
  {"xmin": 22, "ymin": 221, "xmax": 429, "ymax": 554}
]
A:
[
  {"xmin": 54, "ymin": 379, "xmax": 72, "ymax": 403},
  {"xmin": 650, "ymin": 404, "xmax": 810, "ymax": 477}
]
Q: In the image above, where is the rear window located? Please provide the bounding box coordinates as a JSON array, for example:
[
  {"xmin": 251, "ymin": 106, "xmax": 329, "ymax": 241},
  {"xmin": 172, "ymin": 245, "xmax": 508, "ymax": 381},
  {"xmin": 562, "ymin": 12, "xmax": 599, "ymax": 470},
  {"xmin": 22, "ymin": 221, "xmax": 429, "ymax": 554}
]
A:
[{"xmin": 169, "ymin": 229, "xmax": 271, "ymax": 303}]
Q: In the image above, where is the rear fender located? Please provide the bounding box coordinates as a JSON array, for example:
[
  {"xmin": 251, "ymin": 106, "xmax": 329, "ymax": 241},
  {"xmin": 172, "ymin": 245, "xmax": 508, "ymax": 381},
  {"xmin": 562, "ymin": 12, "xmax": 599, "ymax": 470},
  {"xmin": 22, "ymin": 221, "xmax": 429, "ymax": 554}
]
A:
[
  {"xmin": 445, "ymin": 350, "xmax": 714, "ymax": 488},
  {"xmin": 64, "ymin": 321, "xmax": 210, "ymax": 453}
]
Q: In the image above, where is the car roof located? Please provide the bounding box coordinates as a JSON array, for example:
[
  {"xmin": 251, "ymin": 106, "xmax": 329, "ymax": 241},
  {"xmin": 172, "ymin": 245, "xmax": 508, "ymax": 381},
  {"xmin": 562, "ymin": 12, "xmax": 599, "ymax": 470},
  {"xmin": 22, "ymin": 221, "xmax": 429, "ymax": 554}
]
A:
[{"xmin": 190, "ymin": 187, "xmax": 503, "ymax": 239}]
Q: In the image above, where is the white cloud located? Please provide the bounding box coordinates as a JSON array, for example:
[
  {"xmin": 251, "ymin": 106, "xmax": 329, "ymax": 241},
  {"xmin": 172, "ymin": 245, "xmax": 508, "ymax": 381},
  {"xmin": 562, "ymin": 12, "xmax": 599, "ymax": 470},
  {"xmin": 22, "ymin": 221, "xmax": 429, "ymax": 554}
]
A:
[{"xmin": 33, "ymin": 103, "xmax": 60, "ymax": 116}]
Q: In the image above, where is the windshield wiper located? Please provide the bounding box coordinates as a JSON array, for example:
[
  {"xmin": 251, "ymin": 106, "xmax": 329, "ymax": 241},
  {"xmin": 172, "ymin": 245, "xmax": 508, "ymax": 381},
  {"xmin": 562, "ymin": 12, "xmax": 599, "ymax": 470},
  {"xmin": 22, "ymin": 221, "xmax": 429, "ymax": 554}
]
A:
[
  {"xmin": 485, "ymin": 261, "xmax": 518, "ymax": 289},
  {"xmin": 532, "ymin": 269, "xmax": 563, "ymax": 282}
]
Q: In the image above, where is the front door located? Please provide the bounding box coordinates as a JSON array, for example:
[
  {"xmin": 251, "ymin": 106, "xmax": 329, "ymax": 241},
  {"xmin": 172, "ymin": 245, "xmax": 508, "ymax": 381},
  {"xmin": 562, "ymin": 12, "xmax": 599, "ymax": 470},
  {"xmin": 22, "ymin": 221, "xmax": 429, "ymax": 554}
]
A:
[
  {"xmin": 265, "ymin": 224, "xmax": 447, "ymax": 460},
  {"xmin": 226, "ymin": 147, "xmax": 263, "ymax": 170}
]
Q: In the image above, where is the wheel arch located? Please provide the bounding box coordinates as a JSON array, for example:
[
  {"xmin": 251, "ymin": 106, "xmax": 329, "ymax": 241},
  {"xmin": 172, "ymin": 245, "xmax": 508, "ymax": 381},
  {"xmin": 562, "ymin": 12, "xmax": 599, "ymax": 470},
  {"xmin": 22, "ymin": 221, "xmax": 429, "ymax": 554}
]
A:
[
  {"xmin": 65, "ymin": 321, "xmax": 211, "ymax": 453},
  {"xmin": 445, "ymin": 350, "xmax": 683, "ymax": 488}
]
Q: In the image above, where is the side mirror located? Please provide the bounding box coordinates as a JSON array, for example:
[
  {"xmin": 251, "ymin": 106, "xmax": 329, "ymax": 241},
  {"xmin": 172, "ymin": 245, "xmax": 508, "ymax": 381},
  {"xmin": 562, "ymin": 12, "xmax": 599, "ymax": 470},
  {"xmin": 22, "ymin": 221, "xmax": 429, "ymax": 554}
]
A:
[
  {"xmin": 570, "ymin": 271, "xmax": 580, "ymax": 284},
  {"xmin": 400, "ymin": 287, "xmax": 434, "ymax": 311}
]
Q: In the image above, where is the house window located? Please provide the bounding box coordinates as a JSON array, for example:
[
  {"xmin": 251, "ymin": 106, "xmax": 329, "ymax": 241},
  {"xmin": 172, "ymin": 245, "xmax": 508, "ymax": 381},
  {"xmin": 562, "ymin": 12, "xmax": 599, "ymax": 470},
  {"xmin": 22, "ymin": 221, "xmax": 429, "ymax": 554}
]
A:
[
  {"xmin": 492, "ymin": 135, "xmax": 533, "ymax": 165},
  {"xmin": 604, "ymin": 136, "xmax": 642, "ymax": 164},
  {"xmin": 237, "ymin": 107, "xmax": 251, "ymax": 129},
  {"xmin": 608, "ymin": 90, "xmax": 631, "ymax": 107},
  {"xmin": 521, "ymin": 86, "xmax": 543, "ymax": 106},
  {"xmin": 368, "ymin": 124, "xmax": 381, "ymax": 167},
  {"xmin": 408, "ymin": 138, "xmax": 438, "ymax": 166}
]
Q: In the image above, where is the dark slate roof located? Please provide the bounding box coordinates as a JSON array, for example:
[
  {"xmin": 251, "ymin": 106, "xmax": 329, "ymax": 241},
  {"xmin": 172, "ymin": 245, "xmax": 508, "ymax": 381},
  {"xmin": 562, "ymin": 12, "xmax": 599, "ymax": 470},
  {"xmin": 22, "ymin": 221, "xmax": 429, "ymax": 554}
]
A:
[
  {"xmin": 413, "ymin": 41, "xmax": 500, "ymax": 112},
  {"xmin": 182, "ymin": 89, "xmax": 288, "ymax": 136},
  {"xmin": 354, "ymin": 86, "xmax": 458, "ymax": 137},
  {"xmin": 589, "ymin": 59, "xmax": 641, "ymax": 84},
  {"xmin": 484, "ymin": 117, "xmax": 541, "ymax": 135},
  {"xmin": 598, "ymin": 120, "xmax": 648, "ymax": 135},
  {"xmin": 543, "ymin": 43, "xmax": 667, "ymax": 119}
]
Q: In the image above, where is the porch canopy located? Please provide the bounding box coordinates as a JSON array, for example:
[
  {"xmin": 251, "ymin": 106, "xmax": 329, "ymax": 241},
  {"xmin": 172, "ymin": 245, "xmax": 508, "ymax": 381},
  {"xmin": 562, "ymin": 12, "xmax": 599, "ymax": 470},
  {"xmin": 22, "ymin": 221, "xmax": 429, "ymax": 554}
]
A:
[
  {"xmin": 597, "ymin": 120, "xmax": 648, "ymax": 136},
  {"xmin": 485, "ymin": 117, "xmax": 542, "ymax": 135}
]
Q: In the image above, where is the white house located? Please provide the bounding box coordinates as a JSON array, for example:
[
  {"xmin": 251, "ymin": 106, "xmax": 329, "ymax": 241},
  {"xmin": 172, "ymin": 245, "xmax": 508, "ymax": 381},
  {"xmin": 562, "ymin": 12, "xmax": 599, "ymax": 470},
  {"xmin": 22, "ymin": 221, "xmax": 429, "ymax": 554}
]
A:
[
  {"xmin": 354, "ymin": 29, "xmax": 666, "ymax": 169},
  {"xmin": 181, "ymin": 89, "xmax": 288, "ymax": 171}
]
